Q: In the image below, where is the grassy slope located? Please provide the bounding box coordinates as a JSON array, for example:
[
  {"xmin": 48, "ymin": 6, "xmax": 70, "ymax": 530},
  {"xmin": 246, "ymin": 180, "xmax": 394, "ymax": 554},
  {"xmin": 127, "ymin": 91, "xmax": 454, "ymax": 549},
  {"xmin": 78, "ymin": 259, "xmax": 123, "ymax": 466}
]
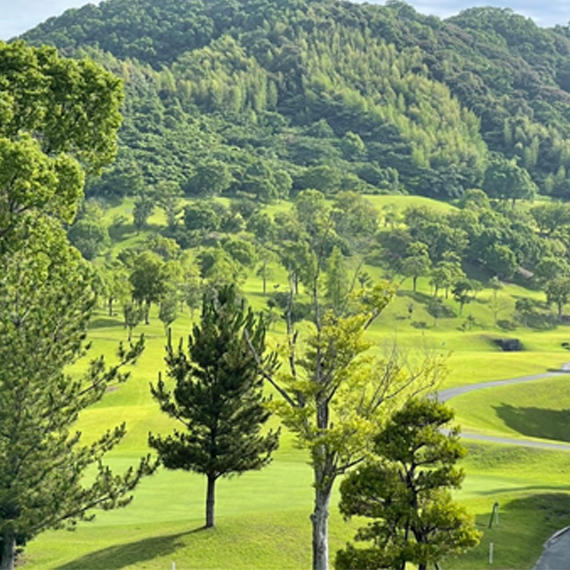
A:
[{"xmin": 23, "ymin": 194, "xmax": 570, "ymax": 570}]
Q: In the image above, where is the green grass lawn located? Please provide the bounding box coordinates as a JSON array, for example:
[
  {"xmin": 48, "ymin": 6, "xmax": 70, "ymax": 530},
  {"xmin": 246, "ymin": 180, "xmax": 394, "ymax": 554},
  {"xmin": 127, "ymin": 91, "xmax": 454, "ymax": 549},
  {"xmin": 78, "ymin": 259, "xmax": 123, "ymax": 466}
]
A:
[
  {"xmin": 452, "ymin": 375, "xmax": 570, "ymax": 442},
  {"xmin": 23, "ymin": 194, "xmax": 570, "ymax": 570},
  {"xmin": 24, "ymin": 296, "xmax": 570, "ymax": 570}
]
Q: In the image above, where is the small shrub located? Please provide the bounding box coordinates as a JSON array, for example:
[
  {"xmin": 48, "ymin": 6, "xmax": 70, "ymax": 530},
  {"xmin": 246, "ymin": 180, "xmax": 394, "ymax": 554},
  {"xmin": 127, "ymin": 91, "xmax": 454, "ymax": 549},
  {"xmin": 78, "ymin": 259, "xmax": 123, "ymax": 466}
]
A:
[{"xmin": 497, "ymin": 319, "xmax": 517, "ymax": 331}]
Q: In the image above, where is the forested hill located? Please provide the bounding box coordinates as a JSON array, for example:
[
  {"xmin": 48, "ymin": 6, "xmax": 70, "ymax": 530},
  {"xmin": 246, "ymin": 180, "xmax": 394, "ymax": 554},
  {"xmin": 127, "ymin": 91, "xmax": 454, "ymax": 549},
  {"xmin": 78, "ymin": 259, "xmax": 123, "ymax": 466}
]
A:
[{"xmin": 18, "ymin": 0, "xmax": 570, "ymax": 201}]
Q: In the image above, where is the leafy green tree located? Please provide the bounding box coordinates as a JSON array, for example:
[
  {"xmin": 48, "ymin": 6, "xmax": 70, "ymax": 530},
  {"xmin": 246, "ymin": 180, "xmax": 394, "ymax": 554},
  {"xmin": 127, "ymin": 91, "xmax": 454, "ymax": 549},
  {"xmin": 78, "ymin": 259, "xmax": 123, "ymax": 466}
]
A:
[
  {"xmin": 129, "ymin": 251, "xmax": 169, "ymax": 324},
  {"xmin": 482, "ymin": 157, "xmax": 537, "ymax": 205},
  {"xmin": 452, "ymin": 279, "xmax": 474, "ymax": 316},
  {"xmin": 515, "ymin": 297, "xmax": 536, "ymax": 328},
  {"xmin": 534, "ymin": 257, "xmax": 570, "ymax": 286},
  {"xmin": 0, "ymin": 41, "xmax": 155, "ymax": 569},
  {"xmin": 155, "ymin": 180, "xmax": 183, "ymax": 228},
  {"xmin": 482, "ymin": 243, "xmax": 518, "ymax": 279},
  {"xmin": 273, "ymin": 169, "xmax": 293, "ymax": 200},
  {"xmin": 459, "ymin": 188, "xmax": 491, "ymax": 210},
  {"xmin": 430, "ymin": 264, "xmax": 452, "ymax": 298},
  {"xmin": 296, "ymin": 165, "xmax": 342, "ymax": 195},
  {"xmin": 132, "ymin": 194, "xmax": 155, "ymax": 233},
  {"xmin": 98, "ymin": 261, "xmax": 131, "ymax": 316},
  {"xmin": 185, "ymin": 160, "xmax": 232, "ymax": 196},
  {"xmin": 196, "ymin": 247, "xmax": 243, "ymax": 287},
  {"xmin": 149, "ymin": 286, "xmax": 279, "ymax": 528},
  {"xmin": 178, "ymin": 260, "xmax": 203, "ymax": 319},
  {"xmin": 325, "ymin": 246, "xmax": 349, "ymax": 314},
  {"xmin": 68, "ymin": 218, "xmax": 110, "ymax": 260},
  {"xmin": 86, "ymin": 155, "xmax": 144, "ymax": 199},
  {"xmin": 0, "ymin": 43, "xmax": 122, "ymax": 254},
  {"xmin": 332, "ymin": 192, "xmax": 379, "ymax": 255},
  {"xmin": 488, "ymin": 276, "xmax": 505, "ymax": 325},
  {"xmin": 336, "ymin": 399, "xmax": 480, "ymax": 570},
  {"xmin": 254, "ymin": 204, "xmax": 444, "ymax": 570},
  {"xmin": 428, "ymin": 298, "xmax": 446, "ymax": 327},
  {"xmin": 401, "ymin": 242, "xmax": 431, "ymax": 292},
  {"xmin": 183, "ymin": 202, "xmax": 221, "ymax": 234},
  {"xmin": 123, "ymin": 300, "xmax": 144, "ymax": 341},
  {"xmin": 256, "ymin": 247, "xmax": 278, "ymax": 296},
  {"xmin": 531, "ymin": 202, "xmax": 570, "ymax": 238},
  {"xmin": 223, "ymin": 238, "xmax": 258, "ymax": 268},
  {"xmin": 145, "ymin": 235, "xmax": 181, "ymax": 262},
  {"xmin": 159, "ymin": 293, "xmax": 179, "ymax": 332},
  {"xmin": 340, "ymin": 131, "xmax": 366, "ymax": 160},
  {"xmin": 545, "ymin": 277, "xmax": 570, "ymax": 319}
]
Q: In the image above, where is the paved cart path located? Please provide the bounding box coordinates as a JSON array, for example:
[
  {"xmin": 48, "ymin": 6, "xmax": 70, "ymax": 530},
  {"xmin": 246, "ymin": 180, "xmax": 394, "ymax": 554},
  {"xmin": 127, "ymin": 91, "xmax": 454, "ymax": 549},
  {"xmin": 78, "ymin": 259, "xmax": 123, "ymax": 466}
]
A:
[{"xmin": 438, "ymin": 370, "xmax": 570, "ymax": 570}]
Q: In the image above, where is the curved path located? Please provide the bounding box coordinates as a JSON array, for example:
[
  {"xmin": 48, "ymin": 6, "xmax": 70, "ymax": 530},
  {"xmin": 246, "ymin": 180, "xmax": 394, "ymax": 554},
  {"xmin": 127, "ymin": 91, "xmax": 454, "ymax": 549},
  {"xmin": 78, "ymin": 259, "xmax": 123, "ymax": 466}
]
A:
[
  {"xmin": 438, "ymin": 370, "xmax": 570, "ymax": 569},
  {"xmin": 438, "ymin": 371, "xmax": 570, "ymax": 451}
]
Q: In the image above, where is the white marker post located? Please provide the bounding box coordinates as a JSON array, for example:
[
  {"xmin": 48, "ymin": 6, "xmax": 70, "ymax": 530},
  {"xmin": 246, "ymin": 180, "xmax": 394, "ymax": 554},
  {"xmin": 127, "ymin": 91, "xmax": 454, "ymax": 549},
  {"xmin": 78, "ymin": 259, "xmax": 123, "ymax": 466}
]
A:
[{"xmin": 489, "ymin": 542, "xmax": 494, "ymax": 564}]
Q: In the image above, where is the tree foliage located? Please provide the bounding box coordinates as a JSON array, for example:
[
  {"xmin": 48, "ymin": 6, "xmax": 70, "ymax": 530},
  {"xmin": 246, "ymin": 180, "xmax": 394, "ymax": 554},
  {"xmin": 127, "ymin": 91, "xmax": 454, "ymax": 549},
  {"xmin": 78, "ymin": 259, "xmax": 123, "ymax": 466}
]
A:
[
  {"xmin": 0, "ymin": 40, "xmax": 149, "ymax": 570},
  {"xmin": 336, "ymin": 399, "xmax": 480, "ymax": 570},
  {"xmin": 0, "ymin": 227, "xmax": 153, "ymax": 569},
  {"xmin": 21, "ymin": 0, "xmax": 570, "ymax": 203},
  {"xmin": 149, "ymin": 286, "xmax": 279, "ymax": 528}
]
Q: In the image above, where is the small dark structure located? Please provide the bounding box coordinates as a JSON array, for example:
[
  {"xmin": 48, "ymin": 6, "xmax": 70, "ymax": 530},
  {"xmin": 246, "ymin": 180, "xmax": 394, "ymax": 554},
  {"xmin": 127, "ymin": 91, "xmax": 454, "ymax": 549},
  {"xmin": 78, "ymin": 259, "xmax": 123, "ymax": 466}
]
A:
[{"xmin": 494, "ymin": 338, "xmax": 523, "ymax": 352}]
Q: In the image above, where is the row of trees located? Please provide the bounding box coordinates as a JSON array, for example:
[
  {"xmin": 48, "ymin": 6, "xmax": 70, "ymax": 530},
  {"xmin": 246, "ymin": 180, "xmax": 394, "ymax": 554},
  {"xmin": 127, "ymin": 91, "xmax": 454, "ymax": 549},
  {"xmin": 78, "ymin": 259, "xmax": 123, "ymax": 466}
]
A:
[
  {"xmin": 373, "ymin": 191, "xmax": 570, "ymax": 322},
  {"xmin": 76, "ymin": 182, "xmax": 570, "ymax": 339},
  {"xmin": 149, "ymin": 278, "xmax": 479, "ymax": 570}
]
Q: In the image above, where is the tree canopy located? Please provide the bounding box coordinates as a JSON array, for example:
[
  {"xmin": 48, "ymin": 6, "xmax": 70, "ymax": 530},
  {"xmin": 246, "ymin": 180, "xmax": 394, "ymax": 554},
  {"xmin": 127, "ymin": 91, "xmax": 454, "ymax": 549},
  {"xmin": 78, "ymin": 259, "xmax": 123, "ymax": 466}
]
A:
[{"xmin": 21, "ymin": 0, "xmax": 570, "ymax": 202}]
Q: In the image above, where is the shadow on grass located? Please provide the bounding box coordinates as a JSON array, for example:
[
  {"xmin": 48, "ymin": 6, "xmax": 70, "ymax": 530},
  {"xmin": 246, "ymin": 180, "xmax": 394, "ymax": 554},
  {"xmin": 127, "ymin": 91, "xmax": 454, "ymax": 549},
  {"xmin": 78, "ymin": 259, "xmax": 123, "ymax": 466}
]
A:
[
  {"xmin": 503, "ymin": 493, "xmax": 570, "ymax": 519},
  {"xmin": 395, "ymin": 290, "xmax": 433, "ymax": 304},
  {"xmin": 449, "ymin": 493, "xmax": 570, "ymax": 570},
  {"xmin": 474, "ymin": 485, "xmax": 569, "ymax": 497},
  {"xmin": 494, "ymin": 403, "xmax": 570, "ymax": 443},
  {"xmin": 109, "ymin": 223, "xmax": 133, "ymax": 242},
  {"xmin": 89, "ymin": 317, "xmax": 124, "ymax": 330},
  {"xmin": 55, "ymin": 526, "xmax": 207, "ymax": 570}
]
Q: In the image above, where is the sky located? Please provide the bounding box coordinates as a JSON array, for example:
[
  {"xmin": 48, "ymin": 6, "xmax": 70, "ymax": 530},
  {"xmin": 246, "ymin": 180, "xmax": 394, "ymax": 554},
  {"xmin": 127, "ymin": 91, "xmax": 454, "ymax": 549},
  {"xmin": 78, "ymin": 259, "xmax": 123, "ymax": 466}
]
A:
[{"xmin": 0, "ymin": 0, "xmax": 568, "ymax": 40}]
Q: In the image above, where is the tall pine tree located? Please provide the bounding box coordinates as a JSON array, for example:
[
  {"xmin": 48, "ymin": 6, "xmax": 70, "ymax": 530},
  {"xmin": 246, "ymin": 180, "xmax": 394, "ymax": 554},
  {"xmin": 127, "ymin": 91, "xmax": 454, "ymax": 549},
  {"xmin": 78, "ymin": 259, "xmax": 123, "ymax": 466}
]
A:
[{"xmin": 149, "ymin": 285, "xmax": 279, "ymax": 528}]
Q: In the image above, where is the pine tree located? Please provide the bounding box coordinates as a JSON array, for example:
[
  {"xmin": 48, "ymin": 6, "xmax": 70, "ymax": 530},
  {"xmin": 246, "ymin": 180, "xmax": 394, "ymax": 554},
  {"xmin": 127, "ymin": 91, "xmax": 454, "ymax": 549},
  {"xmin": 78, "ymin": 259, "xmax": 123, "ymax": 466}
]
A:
[
  {"xmin": 149, "ymin": 285, "xmax": 279, "ymax": 528},
  {"xmin": 0, "ymin": 225, "xmax": 153, "ymax": 570},
  {"xmin": 336, "ymin": 399, "xmax": 480, "ymax": 570}
]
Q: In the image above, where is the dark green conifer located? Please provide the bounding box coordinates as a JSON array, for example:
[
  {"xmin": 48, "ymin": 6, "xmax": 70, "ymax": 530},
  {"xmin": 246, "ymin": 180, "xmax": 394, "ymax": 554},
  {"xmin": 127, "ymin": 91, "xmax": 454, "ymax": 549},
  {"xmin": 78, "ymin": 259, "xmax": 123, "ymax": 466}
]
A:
[{"xmin": 149, "ymin": 285, "xmax": 279, "ymax": 528}]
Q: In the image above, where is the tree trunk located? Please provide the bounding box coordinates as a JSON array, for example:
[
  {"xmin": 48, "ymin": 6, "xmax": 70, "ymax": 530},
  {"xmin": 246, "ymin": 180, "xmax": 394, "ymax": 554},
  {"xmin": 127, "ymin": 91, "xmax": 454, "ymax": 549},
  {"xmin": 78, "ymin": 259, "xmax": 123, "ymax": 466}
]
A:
[
  {"xmin": 108, "ymin": 297, "xmax": 114, "ymax": 316},
  {"xmin": 206, "ymin": 474, "xmax": 216, "ymax": 528},
  {"xmin": 311, "ymin": 483, "xmax": 331, "ymax": 570},
  {"xmin": 0, "ymin": 531, "xmax": 16, "ymax": 570},
  {"xmin": 145, "ymin": 301, "xmax": 150, "ymax": 325},
  {"xmin": 412, "ymin": 276, "xmax": 417, "ymax": 292}
]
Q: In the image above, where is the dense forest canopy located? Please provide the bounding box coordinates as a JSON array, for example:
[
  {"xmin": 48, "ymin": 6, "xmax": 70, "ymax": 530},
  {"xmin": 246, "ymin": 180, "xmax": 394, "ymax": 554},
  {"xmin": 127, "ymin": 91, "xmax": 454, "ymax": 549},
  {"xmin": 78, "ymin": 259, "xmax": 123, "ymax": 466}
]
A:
[{"xmin": 17, "ymin": 0, "xmax": 570, "ymax": 200}]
